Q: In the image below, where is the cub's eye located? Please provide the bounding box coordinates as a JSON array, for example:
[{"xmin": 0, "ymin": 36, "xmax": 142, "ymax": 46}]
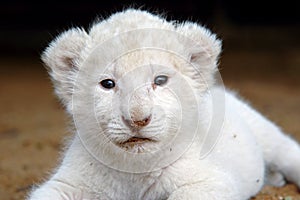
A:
[
  {"xmin": 100, "ymin": 79, "xmax": 115, "ymax": 89},
  {"xmin": 154, "ymin": 75, "xmax": 168, "ymax": 86}
]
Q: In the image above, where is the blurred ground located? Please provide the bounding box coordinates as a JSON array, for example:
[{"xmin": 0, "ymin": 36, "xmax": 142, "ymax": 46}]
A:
[{"xmin": 0, "ymin": 25, "xmax": 300, "ymax": 200}]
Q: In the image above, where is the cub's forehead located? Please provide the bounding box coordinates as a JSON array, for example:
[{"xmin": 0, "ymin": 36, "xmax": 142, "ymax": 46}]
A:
[
  {"xmin": 84, "ymin": 25, "xmax": 196, "ymax": 79},
  {"xmin": 106, "ymin": 50, "xmax": 185, "ymax": 78}
]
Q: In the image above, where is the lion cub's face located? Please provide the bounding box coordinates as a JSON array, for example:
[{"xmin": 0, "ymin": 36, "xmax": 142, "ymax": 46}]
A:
[{"xmin": 92, "ymin": 51, "xmax": 184, "ymax": 153}]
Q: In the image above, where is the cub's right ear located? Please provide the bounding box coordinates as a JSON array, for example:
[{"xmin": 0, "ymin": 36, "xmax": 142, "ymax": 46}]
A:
[{"xmin": 41, "ymin": 28, "xmax": 89, "ymax": 108}]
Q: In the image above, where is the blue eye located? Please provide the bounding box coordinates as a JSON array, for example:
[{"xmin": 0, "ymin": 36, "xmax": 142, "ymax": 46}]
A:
[
  {"xmin": 100, "ymin": 79, "xmax": 115, "ymax": 89},
  {"xmin": 154, "ymin": 75, "xmax": 168, "ymax": 86}
]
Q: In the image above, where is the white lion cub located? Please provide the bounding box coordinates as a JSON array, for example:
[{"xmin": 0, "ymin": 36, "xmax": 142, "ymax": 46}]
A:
[{"xmin": 28, "ymin": 9, "xmax": 300, "ymax": 200}]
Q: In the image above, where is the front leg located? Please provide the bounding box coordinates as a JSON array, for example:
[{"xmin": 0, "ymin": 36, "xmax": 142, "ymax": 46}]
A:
[
  {"xmin": 167, "ymin": 176, "xmax": 242, "ymax": 200},
  {"xmin": 27, "ymin": 179, "xmax": 91, "ymax": 200}
]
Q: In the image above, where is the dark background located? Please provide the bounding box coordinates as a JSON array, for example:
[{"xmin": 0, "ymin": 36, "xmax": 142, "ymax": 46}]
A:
[{"xmin": 1, "ymin": 0, "xmax": 299, "ymax": 57}]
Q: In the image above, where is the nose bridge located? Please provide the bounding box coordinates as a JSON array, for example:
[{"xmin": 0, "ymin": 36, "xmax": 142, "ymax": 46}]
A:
[
  {"xmin": 122, "ymin": 84, "xmax": 153, "ymax": 121},
  {"xmin": 131, "ymin": 87, "xmax": 152, "ymax": 119}
]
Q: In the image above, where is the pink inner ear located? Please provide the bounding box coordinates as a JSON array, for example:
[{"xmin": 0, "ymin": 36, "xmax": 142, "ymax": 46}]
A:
[
  {"xmin": 189, "ymin": 44, "xmax": 209, "ymax": 64},
  {"xmin": 190, "ymin": 49, "xmax": 215, "ymax": 66},
  {"xmin": 190, "ymin": 51, "xmax": 205, "ymax": 63},
  {"xmin": 190, "ymin": 54, "xmax": 198, "ymax": 62},
  {"xmin": 64, "ymin": 57, "xmax": 74, "ymax": 69}
]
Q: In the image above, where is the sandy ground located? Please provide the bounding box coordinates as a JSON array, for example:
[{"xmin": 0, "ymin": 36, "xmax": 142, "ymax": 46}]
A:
[{"xmin": 0, "ymin": 27, "xmax": 300, "ymax": 199}]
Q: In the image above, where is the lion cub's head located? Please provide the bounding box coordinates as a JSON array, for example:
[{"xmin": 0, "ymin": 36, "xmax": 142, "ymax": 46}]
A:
[{"xmin": 42, "ymin": 9, "xmax": 221, "ymax": 155}]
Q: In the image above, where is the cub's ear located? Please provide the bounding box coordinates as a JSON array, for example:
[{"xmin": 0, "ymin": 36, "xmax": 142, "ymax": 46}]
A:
[
  {"xmin": 41, "ymin": 28, "xmax": 89, "ymax": 108},
  {"xmin": 176, "ymin": 22, "xmax": 222, "ymax": 88}
]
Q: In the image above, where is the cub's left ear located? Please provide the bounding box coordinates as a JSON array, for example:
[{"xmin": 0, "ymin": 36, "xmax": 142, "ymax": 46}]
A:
[
  {"xmin": 41, "ymin": 28, "xmax": 89, "ymax": 108},
  {"xmin": 176, "ymin": 22, "xmax": 222, "ymax": 87}
]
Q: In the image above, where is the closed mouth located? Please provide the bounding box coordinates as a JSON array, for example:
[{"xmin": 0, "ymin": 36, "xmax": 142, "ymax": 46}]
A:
[{"xmin": 120, "ymin": 137, "xmax": 155, "ymax": 145}]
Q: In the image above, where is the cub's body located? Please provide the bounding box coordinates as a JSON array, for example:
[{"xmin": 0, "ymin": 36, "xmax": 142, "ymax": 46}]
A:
[{"xmin": 28, "ymin": 9, "xmax": 300, "ymax": 200}]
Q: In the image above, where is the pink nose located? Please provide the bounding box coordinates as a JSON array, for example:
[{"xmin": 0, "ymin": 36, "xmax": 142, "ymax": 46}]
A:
[
  {"xmin": 122, "ymin": 115, "xmax": 152, "ymax": 128},
  {"xmin": 132, "ymin": 116, "xmax": 151, "ymax": 127}
]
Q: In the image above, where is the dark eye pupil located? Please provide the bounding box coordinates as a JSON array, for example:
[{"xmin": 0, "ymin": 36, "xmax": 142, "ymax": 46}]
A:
[
  {"xmin": 100, "ymin": 79, "xmax": 115, "ymax": 89},
  {"xmin": 154, "ymin": 75, "xmax": 168, "ymax": 86}
]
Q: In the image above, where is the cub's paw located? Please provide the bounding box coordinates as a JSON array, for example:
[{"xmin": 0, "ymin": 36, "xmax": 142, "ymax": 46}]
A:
[{"xmin": 266, "ymin": 171, "xmax": 286, "ymax": 187}]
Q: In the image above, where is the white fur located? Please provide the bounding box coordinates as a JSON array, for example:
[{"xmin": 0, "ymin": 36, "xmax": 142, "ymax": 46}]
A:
[{"xmin": 28, "ymin": 9, "xmax": 300, "ymax": 200}]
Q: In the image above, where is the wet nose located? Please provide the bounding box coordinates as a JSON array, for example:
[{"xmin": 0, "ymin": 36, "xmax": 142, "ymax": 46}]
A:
[
  {"xmin": 122, "ymin": 115, "xmax": 152, "ymax": 128},
  {"xmin": 132, "ymin": 115, "xmax": 151, "ymax": 127}
]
